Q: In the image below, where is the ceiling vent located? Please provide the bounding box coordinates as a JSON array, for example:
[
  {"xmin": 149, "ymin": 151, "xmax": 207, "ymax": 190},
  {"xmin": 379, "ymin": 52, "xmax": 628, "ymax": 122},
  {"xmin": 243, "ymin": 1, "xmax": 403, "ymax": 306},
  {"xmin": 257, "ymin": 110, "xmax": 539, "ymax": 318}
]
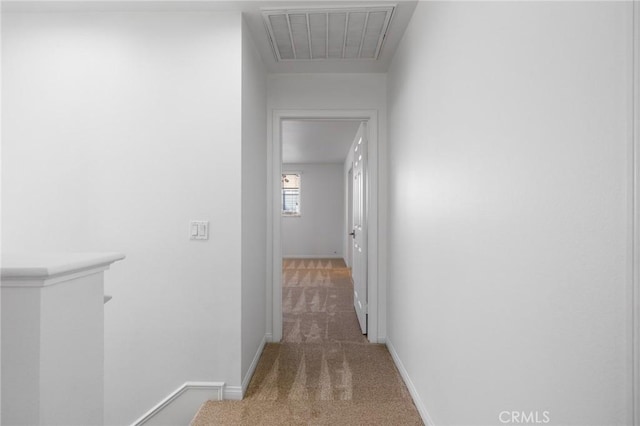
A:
[{"xmin": 262, "ymin": 5, "xmax": 395, "ymax": 61}]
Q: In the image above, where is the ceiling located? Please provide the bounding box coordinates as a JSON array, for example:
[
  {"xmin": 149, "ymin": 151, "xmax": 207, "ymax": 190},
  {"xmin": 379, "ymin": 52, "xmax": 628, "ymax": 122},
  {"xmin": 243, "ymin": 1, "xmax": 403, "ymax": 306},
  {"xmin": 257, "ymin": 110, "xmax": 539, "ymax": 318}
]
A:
[
  {"xmin": 245, "ymin": 1, "xmax": 418, "ymax": 73},
  {"xmin": 262, "ymin": 5, "xmax": 394, "ymax": 61},
  {"xmin": 282, "ymin": 120, "xmax": 361, "ymax": 164},
  {"xmin": 3, "ymin": 1, "xmax": 415, "ymax": 163},
  {"xmin": 4, "ymin": 0, "xmax": 418, "ymax": 74}
]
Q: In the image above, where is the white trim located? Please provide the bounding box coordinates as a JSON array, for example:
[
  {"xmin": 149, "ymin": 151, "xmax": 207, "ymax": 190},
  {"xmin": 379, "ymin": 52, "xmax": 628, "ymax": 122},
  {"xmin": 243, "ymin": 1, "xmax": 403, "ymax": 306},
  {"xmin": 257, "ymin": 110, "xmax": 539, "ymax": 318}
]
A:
[
  {"xmin": 131, "ymin": 382, "xmax": 224, "ymax": 426},
  {"xmin": 242, "ymin": 335, "xmax": 267, "ymax": 395},
  {"xmin": 633, "ymin": 1, "xmax": 640, "ymax": 424},
  {"xmin": 1, "ymin": 265, "xmax": 112, "ymax": 288},
  {"xmin": 269, "ymin": 109, "xmax": 381, "ymax": 344},
  {"xmin": 283, "ymin": 254, "xmax": 344, "ymax": 259},
  {"xmin": 223, "ymin": 386, "xmax": 243, "ymax": 401},
  {"xmin": 1, "ymin": 252, "xmax": 125, "ymax": 288},
  {"xmin": 386, "ymin": 339, "xmax": 435, "ymax": 426},
  {"xmin": 0, "ymin": 252, "xmax": 125, "ymax": 280}
]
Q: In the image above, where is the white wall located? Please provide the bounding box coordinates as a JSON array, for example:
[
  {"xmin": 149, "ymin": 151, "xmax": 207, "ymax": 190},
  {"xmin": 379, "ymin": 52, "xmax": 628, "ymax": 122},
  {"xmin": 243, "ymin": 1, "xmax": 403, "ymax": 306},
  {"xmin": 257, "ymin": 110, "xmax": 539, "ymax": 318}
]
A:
[
  {"xmin": 0, "ymin": 6, "xmax": 3, "ymax": 415},
  {"xmin": 240, "ymin": 16, "xmax": 267, "ymax": 390},
  {"xmin": 282, "ymin": 163, "xmax": 344, "ymax": 258},
  {"xmin": 387, "ymin": 2, "xmax": 633, "ymax": 425},
  {"xmin": 2, "ymin": 259, "xmax": 113, "ymax": 426},
  {"xmin": 268, "ymin": 73, "xmax": 387, "ymax": 112},
  {"xmin": 2, "ymin": 10, "xmax": 245, "ymax": 425}
]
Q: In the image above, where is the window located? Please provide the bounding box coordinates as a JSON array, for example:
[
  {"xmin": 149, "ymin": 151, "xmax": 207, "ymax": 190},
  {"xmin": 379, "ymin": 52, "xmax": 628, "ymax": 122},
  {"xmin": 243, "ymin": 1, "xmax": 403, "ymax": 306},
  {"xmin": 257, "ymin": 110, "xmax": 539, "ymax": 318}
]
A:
[{"xmin": 282, "ymin": 173, "xmax": 301, "ymax": 216}]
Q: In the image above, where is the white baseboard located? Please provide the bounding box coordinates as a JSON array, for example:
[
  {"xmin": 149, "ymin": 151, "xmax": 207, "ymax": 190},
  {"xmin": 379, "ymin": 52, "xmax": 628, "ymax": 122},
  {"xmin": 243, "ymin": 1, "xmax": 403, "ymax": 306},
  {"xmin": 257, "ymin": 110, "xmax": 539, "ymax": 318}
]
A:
[
  {"xmin": 386, "ymin": 338, "xmax": 435, "ymax": 426},
  {"xmin": 130, "ymin": 337, "xmax": 267, "ymax": 425},
  {"xmin": 283, "ymin": 255, "xmax": 343, "ymax": 259},
  {"xmin": 223, "ymin": 386, "xmax": 243, "ymax": 400},
  {"xmin": 131, "ymin": 382, "xmax": 224, "ymax": 426},
  {"xmin": 265, "ymin": 332, "xmax": 273, "ymax": 343},
  {"xmin": 242, "ymin": 335, "xmax": 267, "ymax": 395}
]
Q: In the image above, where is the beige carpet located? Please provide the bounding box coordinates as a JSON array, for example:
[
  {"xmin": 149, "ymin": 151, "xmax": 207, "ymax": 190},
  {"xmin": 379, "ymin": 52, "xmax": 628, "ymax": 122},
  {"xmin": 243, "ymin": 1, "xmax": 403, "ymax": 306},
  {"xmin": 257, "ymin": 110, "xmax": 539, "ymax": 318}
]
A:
[
  {"xmin": 191, "ymin": 259, "xmax": 423, "ymax": 425},
  {"xmin": 281, "ymin": 259, "xmax": 367, "ymax": 344}
]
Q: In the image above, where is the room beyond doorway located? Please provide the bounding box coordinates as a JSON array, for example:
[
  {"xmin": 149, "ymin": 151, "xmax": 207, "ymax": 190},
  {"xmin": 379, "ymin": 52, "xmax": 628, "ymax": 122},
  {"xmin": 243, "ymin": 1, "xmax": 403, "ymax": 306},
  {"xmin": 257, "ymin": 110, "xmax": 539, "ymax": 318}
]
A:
[
  {"xmin": 268, "ymin": 110, "xmax": 381, "ymax": 344},
  {"xmin": 281, "ymin": 119, "xmax": 366, "ymax": 337},
  {"xmin": 281, "ymin": 258, "xmax": 366, "ymax": 343},
  {"xmin": 280, "ymin": 119, "xmax": 359, "ymax": 261}
]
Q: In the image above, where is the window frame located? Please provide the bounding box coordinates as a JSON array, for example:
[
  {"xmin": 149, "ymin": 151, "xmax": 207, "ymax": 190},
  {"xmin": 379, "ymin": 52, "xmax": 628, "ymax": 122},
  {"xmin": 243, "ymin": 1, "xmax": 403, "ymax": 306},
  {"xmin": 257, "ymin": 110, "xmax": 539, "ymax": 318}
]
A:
[{"xmin": 281, "ymin": 172, "xmax": 302, "ymax": 217}]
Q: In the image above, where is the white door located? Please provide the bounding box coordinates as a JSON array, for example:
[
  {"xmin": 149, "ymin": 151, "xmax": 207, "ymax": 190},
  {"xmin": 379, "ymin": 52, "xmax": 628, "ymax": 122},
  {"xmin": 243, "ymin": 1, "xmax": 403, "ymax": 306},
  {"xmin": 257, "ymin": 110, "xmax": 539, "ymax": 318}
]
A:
[
  {"xmin": 351, "ymin": 123, "xmax": 367, "ymax": 334},
  {"xmin": 346, "ymin": 167, "xmax": 354, "ymax": 268}
]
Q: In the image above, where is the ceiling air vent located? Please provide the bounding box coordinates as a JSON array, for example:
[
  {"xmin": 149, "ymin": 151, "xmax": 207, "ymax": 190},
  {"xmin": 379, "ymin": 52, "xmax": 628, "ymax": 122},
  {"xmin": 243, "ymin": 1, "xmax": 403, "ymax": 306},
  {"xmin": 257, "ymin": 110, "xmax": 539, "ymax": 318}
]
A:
[{"xmin": 262, "ymin": 5, "xmax": 395, "ymax": 61}]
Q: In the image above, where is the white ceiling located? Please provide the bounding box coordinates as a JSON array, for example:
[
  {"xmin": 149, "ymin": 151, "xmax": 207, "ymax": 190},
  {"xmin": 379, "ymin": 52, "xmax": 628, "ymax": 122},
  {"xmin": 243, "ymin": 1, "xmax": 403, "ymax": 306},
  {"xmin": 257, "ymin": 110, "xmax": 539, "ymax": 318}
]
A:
[
  {"xmin": 245, "ymin": 1, "xmax": 418, "ymax": 73},
  {"xmin": 4, "ymin": 1, "xmax": 415, "ymax": 163},
  {"xmin": 4, "ymin": 0, "xmax": 418, "ymax": 74},
  {"xmin": 261, "ymin": 5, "xmax": 395, "ymax": 61},
  {"xmin": 282, "ymin": 120, "xmax": 361, "ymax": 164}
]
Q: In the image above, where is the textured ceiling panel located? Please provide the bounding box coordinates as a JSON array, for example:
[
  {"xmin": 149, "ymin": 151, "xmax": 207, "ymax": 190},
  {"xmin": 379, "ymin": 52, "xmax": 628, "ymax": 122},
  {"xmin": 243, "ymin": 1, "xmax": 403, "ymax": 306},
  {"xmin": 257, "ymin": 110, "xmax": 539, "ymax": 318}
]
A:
[
  {"xmin": 263, "ymin": 5, "xmax": 395, "ymax": 61},
  {"xmin": 361, "ymin": 11, "xmax": 388, "ymax": 58},
  {"xmin": 328, "ymin": 12, "xmax": 346, "ymax": 59},
  {"xmin": 309, "ymin": 13, "xmax": 327, "ymax": 59},
  {"xmin": 268, "ymin": 14, "xmax": 294, "ymax": 59},
  {"xmin": 344, "ymin": 12, "xmax": 366, "ymax": 59},
  {"xmin": 289, "ymin": 14, "xmax": 310, "ymax": 59}
]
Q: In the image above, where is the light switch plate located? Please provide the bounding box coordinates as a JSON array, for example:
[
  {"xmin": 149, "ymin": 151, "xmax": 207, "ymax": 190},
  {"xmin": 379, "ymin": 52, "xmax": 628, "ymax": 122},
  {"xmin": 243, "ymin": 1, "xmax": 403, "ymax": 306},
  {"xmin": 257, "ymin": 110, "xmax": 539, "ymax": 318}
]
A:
[{"xmin": 190, "ymin": 221, "xmax": 209, "ymax": 240}]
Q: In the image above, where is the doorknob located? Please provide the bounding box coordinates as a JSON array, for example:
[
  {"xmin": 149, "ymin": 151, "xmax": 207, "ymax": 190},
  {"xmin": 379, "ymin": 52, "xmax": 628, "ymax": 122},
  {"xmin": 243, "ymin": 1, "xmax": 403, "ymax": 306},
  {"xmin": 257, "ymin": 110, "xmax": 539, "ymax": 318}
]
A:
[{"xmin": 350, "ymin": 231, "xmax": 356, "ymax": 238}]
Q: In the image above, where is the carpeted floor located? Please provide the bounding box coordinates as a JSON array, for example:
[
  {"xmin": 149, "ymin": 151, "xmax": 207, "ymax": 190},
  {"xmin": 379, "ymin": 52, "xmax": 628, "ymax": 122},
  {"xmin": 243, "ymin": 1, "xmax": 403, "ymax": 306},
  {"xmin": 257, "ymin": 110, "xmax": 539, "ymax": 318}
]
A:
[
  {"xmin": 281, "ymin": 258, "xmax": 367, "ymax": 344},
  {"xmin": 191, "ymin": 259, "xmax": 423, "ymax": 425}
]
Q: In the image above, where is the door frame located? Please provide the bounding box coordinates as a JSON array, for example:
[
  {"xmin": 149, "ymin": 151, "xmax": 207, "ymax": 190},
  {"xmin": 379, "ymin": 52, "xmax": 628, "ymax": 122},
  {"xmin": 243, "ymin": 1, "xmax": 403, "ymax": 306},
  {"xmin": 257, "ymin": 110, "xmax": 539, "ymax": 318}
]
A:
[
  {"xmin": 633, "ymin": 1, "xmax": 639, "ymax": 423},
  {"xmin": 350, "ymin": 122, "xmax": 368, "ymax": 334},
  {"xmin": 266, "ymin": 109, "xmax": 380, "ymax": 343},
  {"xmin": 346, "ymin": 166, "xmax": 354, "ymax": 269}
]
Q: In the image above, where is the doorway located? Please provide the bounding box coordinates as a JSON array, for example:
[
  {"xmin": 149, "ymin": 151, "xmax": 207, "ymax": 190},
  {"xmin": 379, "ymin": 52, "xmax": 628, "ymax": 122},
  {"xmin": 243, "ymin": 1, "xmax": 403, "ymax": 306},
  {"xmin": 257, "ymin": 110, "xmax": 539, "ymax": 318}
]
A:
[{"xmin": 268, "ymin": 109, "xmax": 381, "ymax": 344}]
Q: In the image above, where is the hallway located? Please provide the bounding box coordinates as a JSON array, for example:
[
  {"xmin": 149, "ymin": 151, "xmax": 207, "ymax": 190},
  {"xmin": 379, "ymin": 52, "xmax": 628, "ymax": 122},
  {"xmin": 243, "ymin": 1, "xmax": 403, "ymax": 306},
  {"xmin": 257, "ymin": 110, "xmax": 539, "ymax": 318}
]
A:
[
  {"xmin": 1, "ymin": 2, "xmax": 636, "ymax": 424},
  {"xmin": 281, "ymin": 258, "xmax": 365, "ymax": 344},
  {"xmin": 192, "ymin": 259, "xmax": 422, "ymax": 425}
]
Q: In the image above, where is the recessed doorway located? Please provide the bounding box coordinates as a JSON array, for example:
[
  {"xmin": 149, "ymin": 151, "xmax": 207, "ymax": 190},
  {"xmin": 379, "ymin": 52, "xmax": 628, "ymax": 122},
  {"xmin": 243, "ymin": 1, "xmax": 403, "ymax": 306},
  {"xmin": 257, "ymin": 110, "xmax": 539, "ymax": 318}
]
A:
[{"xmin": 267, "ymin": 109, "xmax": 381, "ymax": 344}]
